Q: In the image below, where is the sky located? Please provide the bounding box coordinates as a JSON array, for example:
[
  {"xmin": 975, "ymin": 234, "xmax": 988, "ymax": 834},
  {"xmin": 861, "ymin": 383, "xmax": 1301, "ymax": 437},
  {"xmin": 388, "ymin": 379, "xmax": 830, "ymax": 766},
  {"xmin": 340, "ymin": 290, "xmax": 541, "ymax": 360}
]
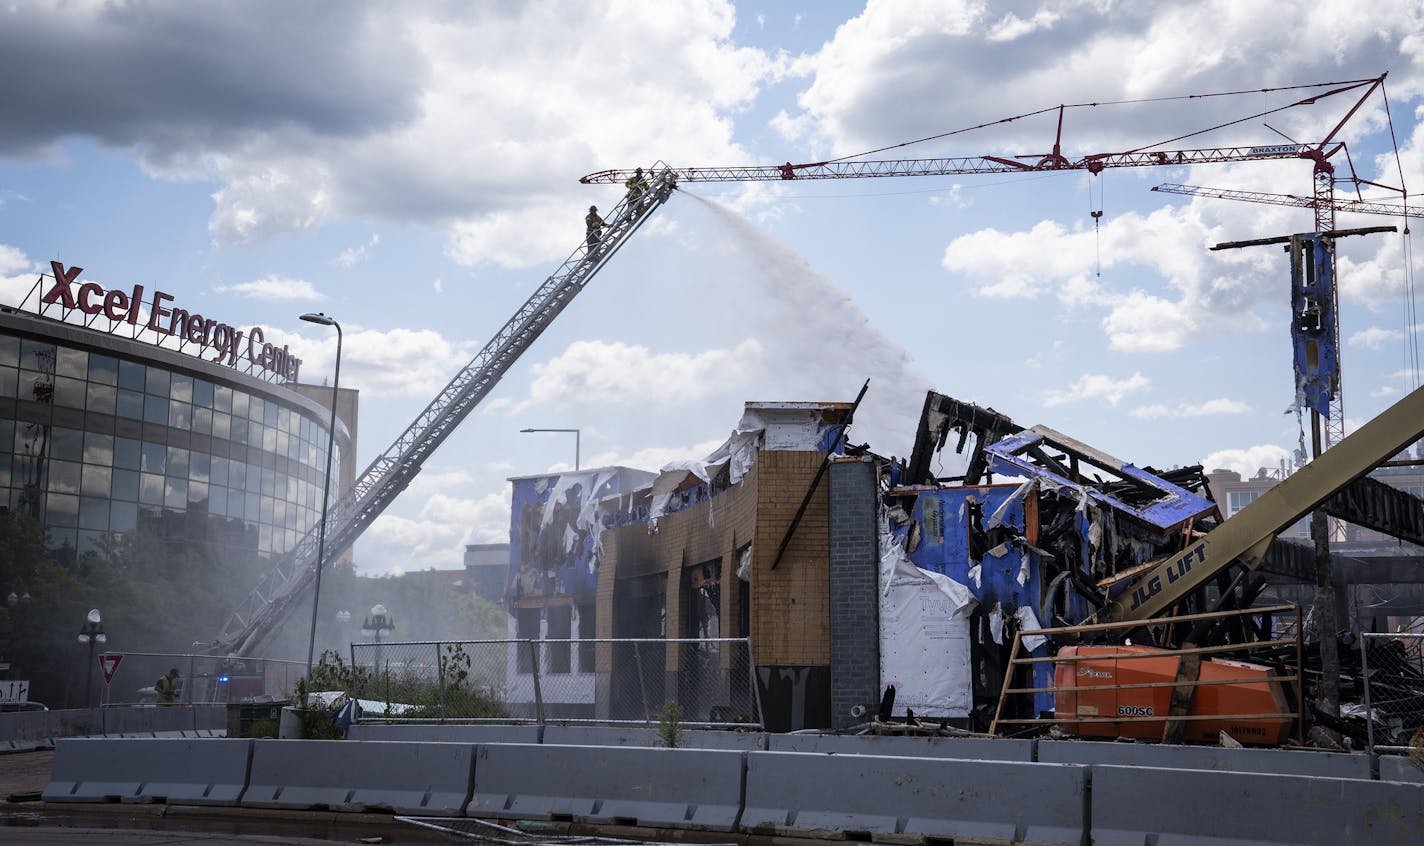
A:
[{"xmin": 1, "ymin": 0, "xmax": 1422, "ymax": 577}]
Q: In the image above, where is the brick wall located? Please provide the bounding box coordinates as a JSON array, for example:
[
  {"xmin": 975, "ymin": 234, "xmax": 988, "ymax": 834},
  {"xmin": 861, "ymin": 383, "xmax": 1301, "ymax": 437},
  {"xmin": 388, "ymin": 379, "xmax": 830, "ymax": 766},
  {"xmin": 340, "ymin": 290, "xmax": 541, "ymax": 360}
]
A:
[{"xmin": 828, "ymin": 457, "xmax": 880, "ymax": 728}]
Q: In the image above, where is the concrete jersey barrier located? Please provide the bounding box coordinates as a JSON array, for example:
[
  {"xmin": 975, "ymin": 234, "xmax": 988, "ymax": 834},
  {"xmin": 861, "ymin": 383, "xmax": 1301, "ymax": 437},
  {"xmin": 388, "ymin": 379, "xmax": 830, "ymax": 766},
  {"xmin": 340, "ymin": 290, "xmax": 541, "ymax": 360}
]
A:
[
  {"xmin": 346, "ymin": 723, "xmax": 541, "ymax": 744},
  {"xmin": 741, "ymin": 750, "xmax": 1086, "ymax": 845},
  {"xmin": 468, "ymin": 742, "xmax": 745, "ymax": 831},
  {"xmin": 43, "ymin": 737, "xmax": 253, "ymax": 806},
  {"xmin": 1378, "ymin": 755, "xmax": 1424, "ymax": 784},
  {"xmin": 241, "ymin": 739, "xmax": 474, "ymax": 815},
  {"xmin": 768, "ymin": 732, "xmax": 1033, "ymax": 761},
  {"xmin": 0, "ymin": 710, "xmax": 53, "ymax": 752},
  {"xmin": 1090, "ymin": 764, "xmax": 1424, "ymax": 846},
  {"xmin": 1039, "ymin": 738, "xmax": 1373, "ymax": 780},
  {"xmin": 538, "ymin": 724, "xmax": 767, "ymax": 750}
]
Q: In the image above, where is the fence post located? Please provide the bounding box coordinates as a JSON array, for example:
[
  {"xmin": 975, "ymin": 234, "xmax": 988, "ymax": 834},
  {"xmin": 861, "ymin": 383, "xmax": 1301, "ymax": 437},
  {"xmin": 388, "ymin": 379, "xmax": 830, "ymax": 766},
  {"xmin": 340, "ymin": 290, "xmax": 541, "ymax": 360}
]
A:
[
  {"xmin": 527, "ymin": 640, "xmax": 544, "ymax": 725},
  {"xmin": 634, "ymin": 640, "xmax": 651, "ymax": 724},
  {"xmin": 187, "ymin": 652, "xmax": 196, "ymax": 705},
  {"xmin": 436, "ymin": 641, "xmax": 447, "ymax": 722},
  {"xmin": 1361, "ymin": 633, "xmax": 1374, "ymax": 754},
  {"xmin": 746, "ymin": 639, "xmax": 765, "ymax": 730}
]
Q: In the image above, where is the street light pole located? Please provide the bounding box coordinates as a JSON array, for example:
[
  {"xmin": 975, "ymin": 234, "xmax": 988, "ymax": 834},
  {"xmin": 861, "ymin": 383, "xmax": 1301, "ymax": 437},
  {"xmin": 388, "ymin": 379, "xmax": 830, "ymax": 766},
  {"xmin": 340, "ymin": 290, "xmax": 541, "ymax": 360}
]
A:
[
  {"xmin": 361, "ymin": 604, "xmax": 394, "ymax": 670},
  {"xmin": 299, "ymin": 312, "xmax": 342, "ymax": 708},
  {"xmin": 76, "ymin": 608, "xmax": 106, "ymax": 708},
  {"xmin": 520, "ymin": 427, "xmax": 581, "ymax": 470}
]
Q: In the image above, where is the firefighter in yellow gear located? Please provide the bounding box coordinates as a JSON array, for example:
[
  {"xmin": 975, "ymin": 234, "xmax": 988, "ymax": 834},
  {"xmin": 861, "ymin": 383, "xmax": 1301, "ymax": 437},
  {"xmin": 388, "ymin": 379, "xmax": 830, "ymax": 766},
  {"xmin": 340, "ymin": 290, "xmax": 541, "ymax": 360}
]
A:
[
  {"xmin": 625, "ymin": 167, "xmax": 650, "ymax": 206},
  {"xmin": 155, "ymin": 667, "xmax": 180, "ymax": 706},
  {"xmin": 585, "ymin": 205, "xmax": 607, "ymax": 250}
]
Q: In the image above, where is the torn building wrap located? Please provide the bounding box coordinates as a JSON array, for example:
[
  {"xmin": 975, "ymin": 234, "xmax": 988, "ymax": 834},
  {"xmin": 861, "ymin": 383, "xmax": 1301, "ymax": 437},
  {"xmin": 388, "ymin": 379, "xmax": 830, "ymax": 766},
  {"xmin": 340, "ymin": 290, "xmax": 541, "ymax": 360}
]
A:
[{"xmin": 878, "ymin": 527, "xmax": 975, "ymax": 717}]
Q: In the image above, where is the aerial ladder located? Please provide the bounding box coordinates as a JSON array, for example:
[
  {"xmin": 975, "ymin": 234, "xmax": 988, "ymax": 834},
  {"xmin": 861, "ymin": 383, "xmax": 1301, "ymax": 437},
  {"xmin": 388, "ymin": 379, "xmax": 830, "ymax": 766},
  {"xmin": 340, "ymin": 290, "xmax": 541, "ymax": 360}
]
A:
[{"xmin": 213, "ymin": 168, "xmax": 678, "ymax": 656}]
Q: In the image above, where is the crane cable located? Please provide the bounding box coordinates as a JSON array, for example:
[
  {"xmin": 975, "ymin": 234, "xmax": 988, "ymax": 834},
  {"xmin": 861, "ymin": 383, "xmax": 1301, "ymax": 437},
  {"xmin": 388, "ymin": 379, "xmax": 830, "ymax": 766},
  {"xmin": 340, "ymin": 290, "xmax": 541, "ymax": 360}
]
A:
[
  {"xmin": 1381, "ymin": 84, "xmax": 1420, "ymax": 391},
  {"xmin": 822, "ymin": 77, "xmax": 1382, "ymax": 166},
  {"xmin": 1090, "ymin": 174, "xmax": 1105, "ymax": 277}
]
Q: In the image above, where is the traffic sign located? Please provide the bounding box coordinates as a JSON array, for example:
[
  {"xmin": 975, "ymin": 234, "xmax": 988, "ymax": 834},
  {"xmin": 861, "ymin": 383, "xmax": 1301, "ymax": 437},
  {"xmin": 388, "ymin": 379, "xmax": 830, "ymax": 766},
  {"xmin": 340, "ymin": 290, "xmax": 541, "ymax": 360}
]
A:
[{"xmin": 99, "ymin": 653, "xmax": 123, "ymax": 685}]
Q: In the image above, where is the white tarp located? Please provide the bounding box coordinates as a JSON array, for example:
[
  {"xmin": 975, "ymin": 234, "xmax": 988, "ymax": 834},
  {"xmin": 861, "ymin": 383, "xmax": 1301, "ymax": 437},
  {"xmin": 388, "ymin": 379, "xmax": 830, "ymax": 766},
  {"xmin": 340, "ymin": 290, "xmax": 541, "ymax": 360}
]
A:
[{"xmin": 877, "ymin": 530, "xmax": 975, "ymax": 717}]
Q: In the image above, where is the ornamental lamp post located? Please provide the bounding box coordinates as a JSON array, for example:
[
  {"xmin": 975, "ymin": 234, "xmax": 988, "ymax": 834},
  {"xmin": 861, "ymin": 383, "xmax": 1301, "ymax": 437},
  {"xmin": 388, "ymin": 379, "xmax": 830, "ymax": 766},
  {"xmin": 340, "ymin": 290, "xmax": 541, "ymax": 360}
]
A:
[
  {"xmin": 361, "ymin": 604, "xmax": 394, "ymax": 642},
  {"xmin": 299, "ymin": 312, "xmax": 342, "ymax": 709},
  {"xmin": 76, "ymin": 608, "xmax": 106, "ymax": 708},
  {"xmin": 362, "ymin": 604, "xmax": 394, "ymax": 669}
]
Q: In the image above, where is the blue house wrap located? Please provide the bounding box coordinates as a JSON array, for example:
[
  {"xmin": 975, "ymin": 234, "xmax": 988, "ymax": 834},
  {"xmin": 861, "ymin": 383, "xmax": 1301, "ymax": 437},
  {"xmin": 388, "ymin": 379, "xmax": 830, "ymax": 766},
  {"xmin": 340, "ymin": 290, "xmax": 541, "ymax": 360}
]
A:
[{"xmin": 894, "ymin": 483, "xmax": 1053, "ymax": 713}]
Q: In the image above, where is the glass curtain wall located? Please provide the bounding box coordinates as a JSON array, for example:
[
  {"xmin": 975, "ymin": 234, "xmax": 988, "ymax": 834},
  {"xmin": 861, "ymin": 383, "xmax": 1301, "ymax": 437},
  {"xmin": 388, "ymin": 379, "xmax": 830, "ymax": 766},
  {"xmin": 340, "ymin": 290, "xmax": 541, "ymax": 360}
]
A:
[{"xmin": 0, "ymin": 332, "xmax": 340, "ymax": 562}]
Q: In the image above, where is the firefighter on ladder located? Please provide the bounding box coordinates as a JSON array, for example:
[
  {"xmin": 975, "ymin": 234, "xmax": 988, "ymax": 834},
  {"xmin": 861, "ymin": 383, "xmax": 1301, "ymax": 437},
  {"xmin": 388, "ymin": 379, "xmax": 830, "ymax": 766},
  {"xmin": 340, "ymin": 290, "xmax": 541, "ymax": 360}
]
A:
[
  {"xmin": 625, "ymin": 167, "xmax": 650, "ymax": 209},
  {"xmin": 585, "ymin": 205, "xmax": 607, "ymax": 251}
]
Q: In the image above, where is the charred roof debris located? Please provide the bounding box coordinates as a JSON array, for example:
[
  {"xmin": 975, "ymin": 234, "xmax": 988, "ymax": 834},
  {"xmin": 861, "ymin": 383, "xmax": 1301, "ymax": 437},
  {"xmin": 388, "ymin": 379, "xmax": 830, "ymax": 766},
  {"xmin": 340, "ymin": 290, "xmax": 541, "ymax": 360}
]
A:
[
  {"xmin": 875, "ymin": 386, "xmax": 1424, "ymax": 748},
  {"xmin": 885, "ymin": 390, "xmax": 1232, "ymax": 733}
]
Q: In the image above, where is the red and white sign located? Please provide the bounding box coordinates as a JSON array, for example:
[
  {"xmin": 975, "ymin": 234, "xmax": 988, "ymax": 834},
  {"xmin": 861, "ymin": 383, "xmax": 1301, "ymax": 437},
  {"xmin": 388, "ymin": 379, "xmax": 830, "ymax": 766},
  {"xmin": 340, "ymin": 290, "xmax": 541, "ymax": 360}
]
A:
[
  {"xmin": 35, "ymin": 261, "xmax": 303, "ymax": 382},
  {"xmin": 99, "ymin": 653, "xmax": 124, "ymax": 685}
]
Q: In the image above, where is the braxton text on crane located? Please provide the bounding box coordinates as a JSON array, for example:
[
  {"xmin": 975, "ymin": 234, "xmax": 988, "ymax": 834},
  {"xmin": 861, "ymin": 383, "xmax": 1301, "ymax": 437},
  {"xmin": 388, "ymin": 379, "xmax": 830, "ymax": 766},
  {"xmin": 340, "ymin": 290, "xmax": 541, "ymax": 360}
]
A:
[{"xmin": 38, "ymin": 262, "xmax": 302, "ymax": 382}]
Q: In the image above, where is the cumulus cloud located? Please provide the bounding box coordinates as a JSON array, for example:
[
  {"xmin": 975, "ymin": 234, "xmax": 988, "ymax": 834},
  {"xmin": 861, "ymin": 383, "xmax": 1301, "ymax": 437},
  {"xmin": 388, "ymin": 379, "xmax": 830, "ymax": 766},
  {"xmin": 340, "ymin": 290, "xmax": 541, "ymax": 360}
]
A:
[
  {"xmin": 363, "ymin": 487, "xmax": 511, "ymax": 572},
  {"xmin": 784, "ymin": 0, "xmax": 1421, "ymax": 158},
  {"xmin": 945, "ymin": 201, "xmax": 1277, "ymax": 353},
  {"xmin": 0, "ymin": 244, "xmax": 29, "ymax": 275},
  {"xmin": 276, "ymin": 325, "xmax": 476, "ymax": 397},
  {"xmin": 336, "ymin": 234, "xmax": 380, "ymax": 267},
  {"xmin": 0, "ymin": 2, "xmax": 425, "ymax": 159},
  {"xmin": 1042, "ymin": 372, "xmax": 1151, "ymax": 408},
  {"xmin": 584, "ymin": 439, "xmax": 729, "ymax": 475},
  {"xmin": 216, "ymin": 276, "xmax": 325, "ymax": 301},
  {"xmin": 1130, "ymin": 398, "xmax": 1252, "ymax": 419},
  {"xmin": 1202, "ymin": 444, "xmax": 1290, "ymax": 478},
  {"xmin": 1349, "ymin": 325, "xmax": 1405, "ymax": 349},
  {"xmin": 0, "ymin": 3, "xmax": 778, "ymax": 265},
  {"xmin": 488, "ymin": 338, "xmax": 764, "ymax": 415},
  {"xmin": 0, "ymin": 244, "xmax": 40, "ymax": 308}
]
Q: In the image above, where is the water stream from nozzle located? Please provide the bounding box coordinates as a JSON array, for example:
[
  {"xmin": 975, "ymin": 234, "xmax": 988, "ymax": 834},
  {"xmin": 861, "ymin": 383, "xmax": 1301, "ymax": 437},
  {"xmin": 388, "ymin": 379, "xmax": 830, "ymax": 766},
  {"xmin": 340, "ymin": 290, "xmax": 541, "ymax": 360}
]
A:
[{"xmin": 676, "ymin": 190, "xmax": 933, "ymax": 454}]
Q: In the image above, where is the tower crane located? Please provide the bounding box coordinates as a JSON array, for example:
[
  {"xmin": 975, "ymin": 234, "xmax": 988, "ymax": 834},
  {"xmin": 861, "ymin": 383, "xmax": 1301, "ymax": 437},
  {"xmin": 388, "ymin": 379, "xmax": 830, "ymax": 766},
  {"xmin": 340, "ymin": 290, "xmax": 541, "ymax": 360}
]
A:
[
  {"xmin": 1152, "ymin": 183, "xmax": 1422, "ymax": 222},
  {"xmin": 584, "ymin": 75, "xmax": 1399, "ymax": 451},
  {"xmin": 211, "ymin": 169, "xmax": 678, "ymax": 656}
]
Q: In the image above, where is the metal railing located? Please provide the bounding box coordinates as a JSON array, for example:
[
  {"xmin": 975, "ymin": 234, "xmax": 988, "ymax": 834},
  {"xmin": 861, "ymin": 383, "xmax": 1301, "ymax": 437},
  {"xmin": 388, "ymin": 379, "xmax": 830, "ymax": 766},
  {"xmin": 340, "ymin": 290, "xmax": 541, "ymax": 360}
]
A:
[
  {"xmin": 1360, "ymin": 632, "xmax": 1424, "ymax": 755},
  {"xmin": 348, "ymin": 637, "xmax": 760, "ymax": 728},
  {"xmin": 991, "ymin": 605, "xmax": 1304, "ymax": 744},
  {"xmin": 98, "ymin": 651, "xmax": 306, "ymax": 706}
]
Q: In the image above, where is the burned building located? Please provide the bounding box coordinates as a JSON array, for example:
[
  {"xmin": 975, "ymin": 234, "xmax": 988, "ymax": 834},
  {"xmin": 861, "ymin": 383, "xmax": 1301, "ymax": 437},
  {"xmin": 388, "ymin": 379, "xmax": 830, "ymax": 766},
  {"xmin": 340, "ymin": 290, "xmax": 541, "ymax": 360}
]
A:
[
  {"xmin": 498, "ymin": 382, "xmax": 1424, "ymax": 741},
  {"xmin": 504, "ymin": 466, "xmax": 655, "ymax": 718},
  {"xmin": 592, "ymin": 401, "xmax": 862, "ymax": 731}
]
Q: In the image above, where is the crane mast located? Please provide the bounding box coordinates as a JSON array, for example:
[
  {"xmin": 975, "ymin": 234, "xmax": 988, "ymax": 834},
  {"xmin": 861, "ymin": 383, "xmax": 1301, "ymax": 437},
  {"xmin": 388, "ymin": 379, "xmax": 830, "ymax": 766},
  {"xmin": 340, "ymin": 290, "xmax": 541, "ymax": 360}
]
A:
[{"xmin": 214, "ymin": 169, "xmax": 678, "ymax": 656}]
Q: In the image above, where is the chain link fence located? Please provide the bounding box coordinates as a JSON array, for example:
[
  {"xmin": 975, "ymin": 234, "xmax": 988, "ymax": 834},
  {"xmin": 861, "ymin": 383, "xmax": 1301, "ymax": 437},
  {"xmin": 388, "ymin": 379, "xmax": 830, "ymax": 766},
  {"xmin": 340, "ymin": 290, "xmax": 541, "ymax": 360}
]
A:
[
  {"xmin": 97, "ymin": 651, "xmax": 306, "ymax": 706},
  {"xmin": 347, "ymin": 637, "xmax": 760, "ymax": 728},
  {"xmin": 1360, "ymin": 633, "xmax": 1424, "ymax": 754}
]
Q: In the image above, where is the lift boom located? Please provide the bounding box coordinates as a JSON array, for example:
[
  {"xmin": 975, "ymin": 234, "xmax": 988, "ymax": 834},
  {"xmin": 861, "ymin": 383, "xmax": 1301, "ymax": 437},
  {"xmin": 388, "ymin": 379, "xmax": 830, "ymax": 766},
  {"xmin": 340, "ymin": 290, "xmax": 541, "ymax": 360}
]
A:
[
  {"xmin": 1098, "ymin": 381, "xmax": 1424, "ymax": 623},
  {"xmin": 213, "ymin": 169, "xmax": 678, "ymax": 656}
]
